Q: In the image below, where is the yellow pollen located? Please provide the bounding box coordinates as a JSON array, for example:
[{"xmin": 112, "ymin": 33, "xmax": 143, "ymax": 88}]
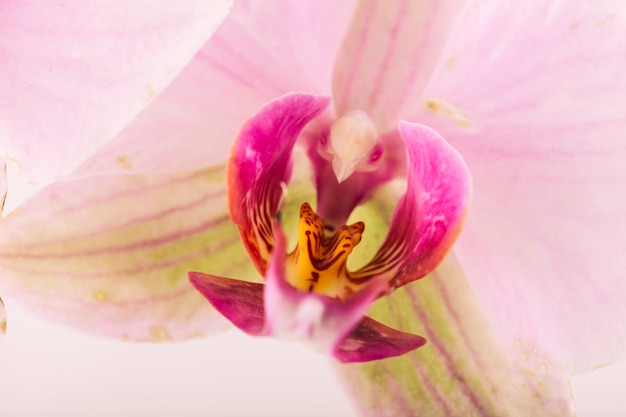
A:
[{"xmin": 285, "ymin": 203, "xmax": 363, "ymax": 299}]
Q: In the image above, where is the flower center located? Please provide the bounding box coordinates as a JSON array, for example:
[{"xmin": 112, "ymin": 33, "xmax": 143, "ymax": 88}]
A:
[
  {"xmin": 285, "ymin": 203, "xmax": 364, "ymax": 300},
  {"xmin": 318, "ymin": 110, "xmax": 383, "ymax": 183}
]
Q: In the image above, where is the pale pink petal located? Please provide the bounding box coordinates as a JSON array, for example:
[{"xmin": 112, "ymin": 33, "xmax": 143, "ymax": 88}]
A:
[
  {"xmin": 332, "ymin": 0, "xmax": 466, "ymax": 133},
  {"xmin": 409, "ymin": 1, "xmax": 626, "ymax": 372},
  {"xmin": 228, "ymin": 93, "xmax": 331, "ymax": 272},
  {"xmin": 351, "ymin": 122, "xmax": 471, "ymax": 287},
  {"xmin": 337, "ymin": 255, "xmax": 575, "ymax": 416},
  {"xmin": 72, "ymin": 0, "xmax": 358, "ymax": 177},
  {"xmin": 0, "ymin": 0, "xmax": 231, "ymax": 181},
  {"xmin": 0, "ymin": 167, "xmax": 256, "ymax": 340}
]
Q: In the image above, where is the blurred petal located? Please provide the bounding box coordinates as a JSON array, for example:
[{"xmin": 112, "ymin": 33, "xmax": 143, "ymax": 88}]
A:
[
  {"xmin": 352, "ymin": 122, "xmax": 471, "ymax": 287},
  {"xmin": 337, "ymin": 255, "xmax": 575, "ymax": 417},
  {"xmin": 73, "ymin": 0, "xmax": 358, "ymax": 177},
  {"xmin": 0, "ymin": 167, "xmax": 256, "ymax": 340},
  {"xmin": 413, "ymin": 0, "xmax": 626, "ymax": 372},
  {"xmin": 228, "ymin": 93, "xmax": 330, "ymax": 272},
  {"xmin": 333, "ymin": 0, "xmax": 465, "ymax": 133},
  {"xmin": 0, "ymin": 0, "xmax": 231, "ymax": 181},
  {"xmin": 0, "ymin": 297, "xmax": 5, "ymax": 342}
]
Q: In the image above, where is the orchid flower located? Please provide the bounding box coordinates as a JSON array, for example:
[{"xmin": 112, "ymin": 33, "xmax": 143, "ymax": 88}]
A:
[{"xmin": 1, "ymin": 1, "xmax": 626, "ymax": 416}]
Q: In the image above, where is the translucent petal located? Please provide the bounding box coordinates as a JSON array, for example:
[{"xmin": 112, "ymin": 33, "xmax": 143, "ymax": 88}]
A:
[
  {"xmin": 412, "ymin": 0, "xmax": 626, "ymax": 371},
  {"xmin": 0, "ymin": 0, "xmax": 230, "ymax": 181}
]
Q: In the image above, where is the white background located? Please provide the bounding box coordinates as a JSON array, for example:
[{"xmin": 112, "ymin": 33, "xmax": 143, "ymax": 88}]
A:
[{"xmin": 0, "ymin": 305, "xmax": 625, "ymax": 417}]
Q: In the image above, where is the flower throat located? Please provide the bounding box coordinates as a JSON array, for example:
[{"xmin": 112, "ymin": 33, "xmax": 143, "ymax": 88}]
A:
[{"xmin": 285, "ymin": 203, "xmax": 364, "ymax": 300}]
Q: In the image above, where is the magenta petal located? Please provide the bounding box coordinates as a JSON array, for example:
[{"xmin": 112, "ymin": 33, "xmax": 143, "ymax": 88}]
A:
[
  {"xmin": 335, "ymin": 316, "xmax": 427, "ymax": 363},
  {"xmin": 188, "ymin": 272, "xmax": 266, "ymax": 336},
  {"xmin": 190, "ymin": 222, "xmax": 427, "ymax": 361},
  {"xmin": 228, "ymin": 93, "xmax": 331, "ymax": 271},
  {"xmin": 355, "ymin": 122, "xmax": 471, "ymax": 286}
]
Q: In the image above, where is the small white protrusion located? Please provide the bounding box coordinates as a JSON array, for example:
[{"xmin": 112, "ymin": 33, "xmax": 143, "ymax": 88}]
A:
[{"xmin": 328, "ymin": 111, "xmax": 380, "ymax": 183}]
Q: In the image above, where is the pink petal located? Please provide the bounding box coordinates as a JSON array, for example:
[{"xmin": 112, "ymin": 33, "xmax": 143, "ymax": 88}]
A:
[
  {"xmin": 337, "ymin": 255, "xmax": 575, "ymax": 416},
  {"xmin": 188, "ymin": 273, "xmax": 267, "ymax": 336},
  {"xmin": 332, "ymin": 0, "xmax": 465, "ymax": 133},
  {"xmin": 411, "ymin": 1, "xmax": 626, "ymax": 372},
  {"xmin": 335, "ymin": 316, "xmax": 426, "ymax": 363},
  {"xmin": 0, "ymin": 167, "xmax": 256, "ymax": 340},
  {"xmin": 71, "ymin": 0, "xmax": 358, "ymax": 177},
  {"xmin": 353, "ymin": 122, "xmax": 471, "ymax": 287},
  {"xmin": 0, "ymin": 0, "xmax": 230, "ymax": 181},
  {"xmin": 228, "ymin": 93, "xmax": 331, "ymax": 272}
]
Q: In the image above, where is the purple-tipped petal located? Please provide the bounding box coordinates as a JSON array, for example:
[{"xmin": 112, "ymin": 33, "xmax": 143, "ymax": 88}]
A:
[
  {"xmin": 188, "ymin": 272, "xmax": 266, "ymax": 336},
  {"xmin": 228, "ymin": 93, "xmax": 331, "ymax": 272},
  {"xmin": 351, "ymin": 122, "xmax": 471, "ymax": 287},
  {"xmin": 190, "ymin": 221, "xmax": 427, "ymax": 361},
  {"xmin": 335, "ymin": 316, "xmax": 426, "ymax": 363}
]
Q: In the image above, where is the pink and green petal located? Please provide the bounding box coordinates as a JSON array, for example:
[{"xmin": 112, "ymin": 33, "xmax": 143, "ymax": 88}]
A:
[
  {"xmin": 338, "ymin": 255, "xmax": 575, "ymax": 417},
  {"xmin": 72, "ymin": 0, "xmax": 359, "ymax": 177},
  {"xmin": 0, "ymin": 0, "xmax": 230, "ymax": 181},
  {"xmin": 0, "ymin": 167, "xmax": 255, "ymax": 340},
  {"xmin": 353, "ymin": 122, "xmax": 471, "ymax": 287},
  {"xmin": 411, "ymin": 0, "xmax": 626, "ymax": 372},
  {"xmin": 228, "ymin": 93, "xmax": 331, "ymax": 272},
  {"xmin": 332, "ymin": 0, "xmax": 466, "ymax": 133}
]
